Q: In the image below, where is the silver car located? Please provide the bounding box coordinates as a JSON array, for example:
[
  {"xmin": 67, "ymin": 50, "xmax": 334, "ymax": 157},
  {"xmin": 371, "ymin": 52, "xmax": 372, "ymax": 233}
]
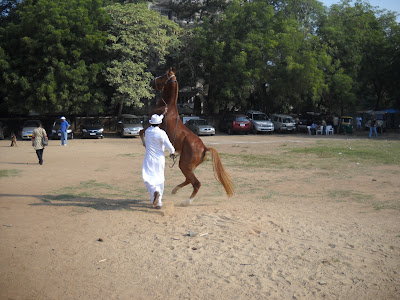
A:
[
  {"xmin": 21, "ymin": 120, "xmax": 42, "ymax": 140},
  {"xmin": 117, "ymin": 114, "xmax": 143, "ymax": 137},
  {"xmin": 246, "ymin": 110, "xmax": 274, "ymax": 134},
  {"xmin": 185, "ymin": 118, "xmax": 215, "ymax": 136}
]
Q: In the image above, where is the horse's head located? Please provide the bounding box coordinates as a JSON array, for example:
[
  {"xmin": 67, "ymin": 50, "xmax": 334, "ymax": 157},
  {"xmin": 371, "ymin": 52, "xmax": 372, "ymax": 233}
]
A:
[{"xmin": 151, "ymin": 67, "xmax": 177, "ymax": 91}]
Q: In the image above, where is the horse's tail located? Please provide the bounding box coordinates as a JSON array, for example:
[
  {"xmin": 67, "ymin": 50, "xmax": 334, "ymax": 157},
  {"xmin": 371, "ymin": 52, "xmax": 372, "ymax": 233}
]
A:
[{"xmin": 206, "ymin": 147, "xmax": 235, "ymax": 197}]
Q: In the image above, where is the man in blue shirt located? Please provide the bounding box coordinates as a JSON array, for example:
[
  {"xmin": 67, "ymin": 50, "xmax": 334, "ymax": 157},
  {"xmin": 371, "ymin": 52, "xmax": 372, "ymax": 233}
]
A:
[
  {"xmin": 60, "ymin": 116, "xmax": 70, "ymax": 146},
  {"xmin": 310, "ymin": 122, "xmax": 318, "ymax": 135}
]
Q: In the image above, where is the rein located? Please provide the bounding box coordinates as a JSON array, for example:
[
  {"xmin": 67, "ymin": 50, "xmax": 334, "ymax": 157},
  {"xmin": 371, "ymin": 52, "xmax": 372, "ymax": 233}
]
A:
[
  {"xmin": 162, "ymin": 112, "xmax": 179, "ymax": 168},
  {"xmin": 169, "ymin": 152, "xmax": 179, "ymax": 168},
  {"xmin": 168, "ymin": 116, "xmax": 179, "ymax": 168}
]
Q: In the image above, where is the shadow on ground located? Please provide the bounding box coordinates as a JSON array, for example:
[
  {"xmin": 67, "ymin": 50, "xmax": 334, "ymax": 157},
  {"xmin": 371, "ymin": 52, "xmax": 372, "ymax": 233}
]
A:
[{"xmin": 1, "ymin": 193, "xmax": 152, "ymax": 212}]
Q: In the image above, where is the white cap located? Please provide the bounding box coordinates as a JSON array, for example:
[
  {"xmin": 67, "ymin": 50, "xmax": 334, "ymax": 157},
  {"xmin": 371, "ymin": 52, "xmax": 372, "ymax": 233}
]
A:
[
  {"xmin": 60, "ymin": 116, "xmax": 66, "ymax": 120},
  {"xmin": 149, "ymin": 114, "xmax": 163, "ymax": 125}
]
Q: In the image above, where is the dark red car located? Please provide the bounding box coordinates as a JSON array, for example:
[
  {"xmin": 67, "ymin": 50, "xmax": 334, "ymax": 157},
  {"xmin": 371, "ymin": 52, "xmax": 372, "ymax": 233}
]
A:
[{"xmin": 220, "ymin": 114, "xmax": 251, "ymax": 135}]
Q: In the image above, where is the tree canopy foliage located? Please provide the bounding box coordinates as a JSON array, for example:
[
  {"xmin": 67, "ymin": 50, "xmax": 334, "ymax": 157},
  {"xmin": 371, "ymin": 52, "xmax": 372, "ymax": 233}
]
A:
[
  {"xmin": 319, "ymin": 1, "xmax": 400, "ymax": 111},
  {"xmin": 105, "ymin": 3, "xmax": 181, "ymax": 116},
  {"xmin": 187, "ymin": 0, "xmax": 399, "ymax": 114},
  {"xmin": 0, "ymin": 0, "xmax": 109, "ymax": 115},
  {"xmin": 0, "ymin": 0, "xmax": 398, "ymax": 116}
]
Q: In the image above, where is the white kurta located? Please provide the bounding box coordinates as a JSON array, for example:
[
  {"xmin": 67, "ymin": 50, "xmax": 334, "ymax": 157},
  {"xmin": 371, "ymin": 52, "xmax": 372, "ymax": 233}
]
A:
[{"xmin": 142, "ymin": 126, "xmax": 175, "ymax": 185}]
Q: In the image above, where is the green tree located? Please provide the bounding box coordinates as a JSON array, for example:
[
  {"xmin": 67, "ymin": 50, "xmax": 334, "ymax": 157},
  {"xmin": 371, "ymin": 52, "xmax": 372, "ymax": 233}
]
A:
[
  {"xmin": 385, "ymin": 22, "xmax": 400, "ymax": 109},
  {"xmin": 191, "ymin": 0, "xmax": 329, "ymax": 114},
  {"xmin": 267, "ymin": 20, "xmax": 328, "ymax": 113},
  {"xmin": 357, "ymin": 13, "xmax": 400, "ymax": 110},
  {"xmin": 192, "ymin": 0, "xmax": 279, "ymax": 113},
  {"xmin": 323, "ymin": 61, "xmax": 355, "ymax": 115},
  {"xmin": 275, "ymin": 0, "xmax": 325, "ymax": 36},
  {"xmin": 0, "ymin": 0, "xmax": 109, "ymax": 115},
  {"xmin": 0, "ymin": 0, "xmax": 19, "ymax": 25},
  {"xmin": 105, "ymin": 3, "xmax": 182, "ymax": 116},
  {"xmin": 168, "ymin": 0, "xmax": 229, "ymax": 24},
  {"xmin": 319, "ymin": 0, "xmax": 400, "ymax": 110}
]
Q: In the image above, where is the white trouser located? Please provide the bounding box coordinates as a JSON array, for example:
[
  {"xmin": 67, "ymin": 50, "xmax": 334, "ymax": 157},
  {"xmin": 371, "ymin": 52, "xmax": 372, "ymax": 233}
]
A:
[{"xmin": 144, "ymin": 181, "xmax": 164, "ymax": 206}]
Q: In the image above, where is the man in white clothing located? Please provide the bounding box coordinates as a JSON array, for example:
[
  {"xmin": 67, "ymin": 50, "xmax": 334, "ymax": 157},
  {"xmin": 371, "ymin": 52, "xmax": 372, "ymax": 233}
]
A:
[{"xmin": 142, "ymin": 107, "xmax": 175, "ymax": 209}]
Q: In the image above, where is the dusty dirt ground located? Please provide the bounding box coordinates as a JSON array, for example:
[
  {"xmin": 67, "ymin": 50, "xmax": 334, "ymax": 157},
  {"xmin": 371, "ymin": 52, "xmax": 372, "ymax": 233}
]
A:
[{"xmin": 0, "ymin": 133, "xmax": 399, "ymax": 300}]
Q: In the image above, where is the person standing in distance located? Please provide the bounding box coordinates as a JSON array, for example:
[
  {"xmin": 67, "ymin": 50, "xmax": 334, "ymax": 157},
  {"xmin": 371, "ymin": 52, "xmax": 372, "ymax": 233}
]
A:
[
  {"xmin": 142, "ymin": 107, "xmax": 175, "ymax": 209},
  {"xmin": 369, "ymin": 115, "xmax": 378, "ymax": 139},
  {"xmin": 333, "ymin": 115, "xmax": 339, "ymax": 134},
  {"xmin": 356, "ymin": 115, "xmax": 363, "ymax": 132},
  {"xmin": 321, "ymin": 119, "xmax": 327, "ymax": 135},
  {"xmin": 60, "ymin": 116, "xmax": 70, "ymax": 146}
]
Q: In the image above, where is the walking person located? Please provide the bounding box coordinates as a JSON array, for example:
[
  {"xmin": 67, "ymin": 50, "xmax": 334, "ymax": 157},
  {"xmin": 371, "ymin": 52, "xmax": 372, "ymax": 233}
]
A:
[
  {"xmin": 369, "ymin": 116, "xmax": 378, "ymax": 138},
  {"xmin": 32, "ymin": 122, "xmax": 47, "ymax": 165},
  {"xmin": 60, "ymin": 116, "xmax": 70, "ymax": 146},
  {"xmin": 142, "ymin": 107, "xmax": 175, "ymax": 209}
]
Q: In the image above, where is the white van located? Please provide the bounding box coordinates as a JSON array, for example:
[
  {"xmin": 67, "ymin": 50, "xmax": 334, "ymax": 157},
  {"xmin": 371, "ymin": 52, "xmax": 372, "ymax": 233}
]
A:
[{"xmin": 271, "ymin": 114, "xmax": 296, "ymax": 133}]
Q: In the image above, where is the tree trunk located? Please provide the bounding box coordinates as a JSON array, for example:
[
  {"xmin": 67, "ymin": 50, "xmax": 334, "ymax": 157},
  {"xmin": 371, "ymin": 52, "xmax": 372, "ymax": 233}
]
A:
[{"xmin": 118, "ymin": 101, "xmax": 123, "ymax": 118}]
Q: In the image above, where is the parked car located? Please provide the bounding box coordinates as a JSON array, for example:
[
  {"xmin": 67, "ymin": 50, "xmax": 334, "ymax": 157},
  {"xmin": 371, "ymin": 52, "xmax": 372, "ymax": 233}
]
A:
[
  {"xmin": 220, "ymin": 114, "xmax": 251, "ymax": 135},
  {"xmin": 0, "ymin": 123, "xmax": 3, "ymax": 140},
  {"xmin": 81, "ymin": 119, "xmax": 104, "ymax": 139},
  {"xmin": 20, "ymin": 120, "xmax": 43, "ymax": 140},
  {"xmin": 117, "ymin": 114, "xmax": 143, "ymax": 137},
  {"xmin": 296, "ymin": 114, "xmax": 313, "ymax": 132},
  {"xmin": 50, "ymin": 119, "xmax": 74, "ymax": 140},
  {"xmin": 182, "ymin": 116, "xmax": 200, "ymax": 124},
  {"xmin": 296, "ymin": 113, "xmax": 324, "ymax": 133},
  {"xmin": 0, "ymin": 121, "xmax": 10, "ymax": 140},
  {"xmin": 246, "ymin": 110, "xmax": 274, "ymax": 134},
  {"xmin": 271, "ymin": 114, "xmax": 296, "ymax": 133},
  {"xmin": 185, "ymin": 118, "xmax": 215, "ymax": 136},
  {"xmin": 364, "ymin": 111, "xmax": 387, "ymax": 133}
]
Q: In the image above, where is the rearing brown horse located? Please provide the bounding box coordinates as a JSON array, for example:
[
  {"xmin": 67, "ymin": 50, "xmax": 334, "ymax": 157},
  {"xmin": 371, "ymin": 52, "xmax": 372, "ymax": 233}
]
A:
[{"xmin": 140, "ymin": 67, "xmax": 235, "ymax": 206}]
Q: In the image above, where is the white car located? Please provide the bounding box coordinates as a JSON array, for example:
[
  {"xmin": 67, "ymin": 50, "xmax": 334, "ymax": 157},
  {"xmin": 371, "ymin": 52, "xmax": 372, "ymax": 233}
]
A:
[
  {"xmin": 185, "ymin": 118, "xmax": 215, "ymax": 136},
  {"xmin": 117, "ymin": 115, "xmax": 143, "ymax": 138},
  {"xmin": 21, "ymin": 120, "xmax": 42, "ymax": 140},
  {"xmin": 246, "ymin": 110, "xmax": 274, "ymax": 134}
]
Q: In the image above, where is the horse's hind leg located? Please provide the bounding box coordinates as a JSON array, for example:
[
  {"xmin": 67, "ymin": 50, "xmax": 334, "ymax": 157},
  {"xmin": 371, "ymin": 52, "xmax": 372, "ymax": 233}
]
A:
[
  {"xmin": 178, "ymin": 169, "xmax": 201, "ymax": 207},
  {"xmin": 173, "ymin": 139, "xmax": 206, "ymax": 206}
]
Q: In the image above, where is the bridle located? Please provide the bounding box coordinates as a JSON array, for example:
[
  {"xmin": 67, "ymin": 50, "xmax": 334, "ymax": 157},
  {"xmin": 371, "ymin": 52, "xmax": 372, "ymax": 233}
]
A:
[
  {"xmin": 154, "ymin": 73, "xmax": 176, "ymax": 92},
  {"xmin": 153, "ymin": 72, "xmax": 176, "ymax": 106},
  {"xmin": 154, "ymin": 73, "xmax": 176, "ymax": 107}
]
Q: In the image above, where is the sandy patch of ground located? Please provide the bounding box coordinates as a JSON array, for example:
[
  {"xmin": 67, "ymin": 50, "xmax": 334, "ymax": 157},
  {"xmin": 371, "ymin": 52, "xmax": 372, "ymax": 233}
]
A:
[{"xmin": 0, "ymin": 133, "xmax": 399, "ymax": 299}]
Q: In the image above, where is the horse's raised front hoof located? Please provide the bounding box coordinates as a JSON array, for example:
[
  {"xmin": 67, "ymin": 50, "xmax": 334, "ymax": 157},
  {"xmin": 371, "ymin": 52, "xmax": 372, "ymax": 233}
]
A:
[
  {"xmin": 180, "ymin": 198, "xmax": 193, "ymax": 207},
  {"xmin": 171, "ymin": 187, "xmax": 179, "ymax": 194}
]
